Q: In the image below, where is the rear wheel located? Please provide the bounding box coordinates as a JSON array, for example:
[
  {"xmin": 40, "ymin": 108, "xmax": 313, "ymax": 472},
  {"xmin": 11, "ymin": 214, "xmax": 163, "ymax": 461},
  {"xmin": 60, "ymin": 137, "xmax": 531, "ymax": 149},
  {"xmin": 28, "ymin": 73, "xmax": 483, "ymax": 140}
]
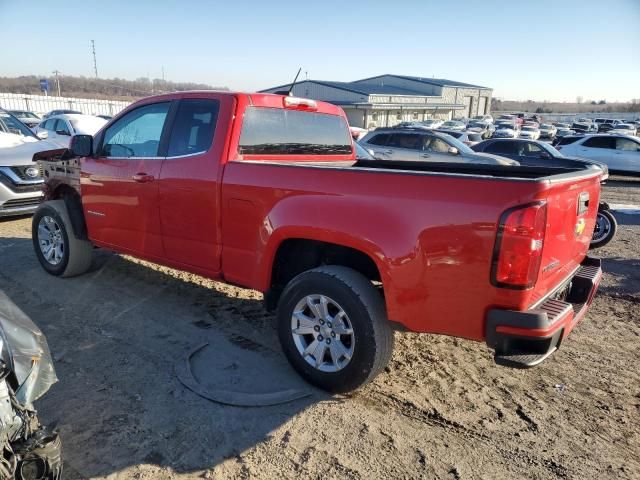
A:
[
  {"xmin": 590, "ymin": 208, "xmax": 617, "ymax": 249},
  {"xmin": 277, "ymin": 266, "xmax": 394, "ymax": 393},
  {"xmin": 32, "ymin": 200, "xmax": 93, "ymax": 277}
]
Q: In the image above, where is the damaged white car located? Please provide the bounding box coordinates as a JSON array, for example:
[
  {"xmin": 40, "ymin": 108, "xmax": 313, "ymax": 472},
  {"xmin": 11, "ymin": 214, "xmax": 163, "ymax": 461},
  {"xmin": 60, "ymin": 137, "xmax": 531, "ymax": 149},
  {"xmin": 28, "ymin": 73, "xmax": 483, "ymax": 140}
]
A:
[{"xmin": 0, "ymin": 290, "xmax": 62, "ymax": 479}]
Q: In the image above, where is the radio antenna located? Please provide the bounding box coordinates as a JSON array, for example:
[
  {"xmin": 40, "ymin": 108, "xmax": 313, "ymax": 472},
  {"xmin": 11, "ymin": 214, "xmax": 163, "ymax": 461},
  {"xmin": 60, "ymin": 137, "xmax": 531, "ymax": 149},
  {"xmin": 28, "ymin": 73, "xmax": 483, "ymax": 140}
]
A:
[{"xmin": 287, "ymin": 68, "xmax": 302, "ymax": 96}]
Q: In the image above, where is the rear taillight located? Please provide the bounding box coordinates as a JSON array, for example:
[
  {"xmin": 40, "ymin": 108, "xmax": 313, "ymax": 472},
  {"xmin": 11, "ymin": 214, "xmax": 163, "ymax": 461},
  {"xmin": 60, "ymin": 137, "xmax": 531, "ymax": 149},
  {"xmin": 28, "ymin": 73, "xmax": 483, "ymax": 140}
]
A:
[{"xmin": 491, "ymin": 202, "xmax": 547, "ymax": 289}]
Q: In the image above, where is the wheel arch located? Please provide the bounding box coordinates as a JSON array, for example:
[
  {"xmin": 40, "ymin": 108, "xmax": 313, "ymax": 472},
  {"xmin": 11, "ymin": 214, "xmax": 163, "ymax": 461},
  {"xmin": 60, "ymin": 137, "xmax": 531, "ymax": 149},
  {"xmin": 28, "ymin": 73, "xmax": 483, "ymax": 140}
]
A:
[
  {"xmin": 260, "ymin": 230, "xmax": 391, "ymax": 312},
  {"xmin": 47, "ymin": 183, "xmax": 87, "ymax": 240}
]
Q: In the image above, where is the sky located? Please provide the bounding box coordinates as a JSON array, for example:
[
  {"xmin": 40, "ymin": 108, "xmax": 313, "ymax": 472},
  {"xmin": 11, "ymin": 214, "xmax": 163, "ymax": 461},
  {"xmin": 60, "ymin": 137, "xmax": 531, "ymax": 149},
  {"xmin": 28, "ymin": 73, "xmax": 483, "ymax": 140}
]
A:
[{"xmin": 1, "ymin": 0, "xmax": 639, "ymax": 102}]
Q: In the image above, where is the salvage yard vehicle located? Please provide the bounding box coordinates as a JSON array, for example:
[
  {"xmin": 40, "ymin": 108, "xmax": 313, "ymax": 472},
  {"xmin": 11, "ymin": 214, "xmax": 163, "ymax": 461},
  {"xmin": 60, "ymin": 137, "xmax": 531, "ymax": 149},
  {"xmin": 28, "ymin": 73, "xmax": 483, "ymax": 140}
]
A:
[
  {"xmin": 518, "ymin": 125, "xmax": 541, "ymax": 140},
  {"xmin": 360, "ymin": 127, "xmax": 516, "ymax": 164},
  {"xmin": 0, "ymin": 290, "xmax": 62, "ymax": 479},
  {"xmin": 41, "ymin": 109, "xmax": 81, "ymax": 119},
  {"xmin": 608, "ymin": 123, "xmax": 637, "ymax": 136},
  {"xmin": 471, "ymin": 139, "xmax": 617, "ymax": 248},
  {"xmin": 8, "ymin": 110, "xmax": 41, "ymax": 129},
  {"xmin": 466, "ymin": 120, "xmax": 495, "ymax": 139},
  {"xmin": 439, "ymin": 120, "xmax": 466, "ymax": 131},
  {"xmin": 493, "ymin": 122, "xmax": 520, "ymax": 138},
  {"xmin": 32, "ymin": 91, "xmax": 603, "ymax": 393},
  {"xmin": 538, "ymin": 123, "xmax": 557, "ymax": 139},
  {"xmin": 34, "ymin": 114, "xmax": 107, "ymax": 148},
  {"xmin": 0, "ymin": 110, "xmax": 51, "ymax": 217},
  {"xmin": 419, "ymin": 118, "xmax": 444, "ymax": 129},
  {"xmin": 556, "ymin": 134, "xmax": 640, "ymax": 175}
]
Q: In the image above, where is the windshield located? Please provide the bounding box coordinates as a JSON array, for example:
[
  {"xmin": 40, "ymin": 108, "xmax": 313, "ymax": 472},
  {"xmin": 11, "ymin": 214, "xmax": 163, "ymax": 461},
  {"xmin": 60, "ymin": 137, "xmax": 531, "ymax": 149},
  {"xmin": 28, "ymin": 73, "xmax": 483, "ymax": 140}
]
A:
[
  {"xmin": 540, "ymin": 124, "xmax": 552, "ymax": 129},
  {"xmin": 438, "ymin": 133, "xmax": 474, "ymax": 154},
  {"xmin": 539, "ymin": 142, "xmax": 564, "ymax": 158},
  {"xmin": 0, "ymin": 110, "xmax": 38, "ymax": 139},
  {"xmin": 496, "ymin": 124, "xmax": 514, "ymax": 129},
  {"xmin": 467, "ymin": 121, "xmax": 486, "ymax": 128},
  {"xmin": 442, "ymin": 121, "xmax": 462, "ymax": 128},
  {"xmin": 615, "ymin": 124, "xmax": 633, "ymax": 129},
  {"xmin": 69, "ymin": 116, "xmax": 108, "ymax": 135},
  {"xmin": 522, "ymin": 126, "xmax": 537, "ymax": 131},
  {"xmin": 10, "ymin": 111, "xmax": 38, "ymax": 119},
  {"xmin": 355, "ymin": 142, "xmax": 374, "ymax": 160},
  {"xmin": 422, "ymin": 119, "xmax": 439, "ymax": 125}
]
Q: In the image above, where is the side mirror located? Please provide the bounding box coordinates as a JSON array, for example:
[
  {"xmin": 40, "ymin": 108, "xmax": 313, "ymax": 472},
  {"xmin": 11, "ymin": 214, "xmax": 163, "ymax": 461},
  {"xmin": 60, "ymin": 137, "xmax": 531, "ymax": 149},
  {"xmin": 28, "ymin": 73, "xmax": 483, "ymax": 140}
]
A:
[
  {"xmin": 448, "ymin": 147, "xmax": 459, "ymax": 155},
  {"xmin": 36, "ymin": 130, "xmax": 48, "ymax": 140},
  {"xmin": 69, "ymin": 134, "xmax": 93, "ymax": 157},
  {"xmin": 56, "ymin": 130, "xmax": 70, "ymax": 136}
]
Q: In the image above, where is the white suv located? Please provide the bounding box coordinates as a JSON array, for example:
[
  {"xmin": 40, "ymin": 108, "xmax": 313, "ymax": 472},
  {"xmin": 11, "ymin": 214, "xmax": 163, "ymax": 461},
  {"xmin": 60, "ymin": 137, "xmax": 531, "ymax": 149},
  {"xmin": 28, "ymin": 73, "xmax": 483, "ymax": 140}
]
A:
[{"xmin": 556, "ymin": 134, "xmax": 640, "ymax": 175}]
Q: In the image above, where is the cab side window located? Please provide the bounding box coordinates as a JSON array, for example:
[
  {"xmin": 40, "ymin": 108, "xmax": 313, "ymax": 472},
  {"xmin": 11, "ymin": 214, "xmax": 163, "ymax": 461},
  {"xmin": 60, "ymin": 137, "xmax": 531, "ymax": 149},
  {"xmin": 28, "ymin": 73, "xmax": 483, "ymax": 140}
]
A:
[
  {"xmin": 167, "ymin": 99, "xmax": 220, "ymax": 157},
  {"xmin": 388, "ymin": 133, "xmax": 421, "ymax": 150},
  {"xmin": 425, "ymin": 137, "xmax": 450, "ymax": 153},
  {"xmin": 55, "ymin": 119, "xmax": 70, "ymax": 135},
  {"xmin": 100, "ymin": 102, "xmax": 170, "ymax": 158},
  {"xmin": 367, "ymin": 134, "xmax": 390, "ymax": 146},
  {"xmin": 616, "ymin": 138, "xmax": 640, "ymax": 151},
  {"xmin": 525, "ymin": 143, "xmax": 545, "ymax": 156},
  {"xmin": 485, "ymin": 141, "xmax": 518, "ymax": 155},
  {"xmin": 583, "ymin": 137, "xmax": 616, "ymax": 149}
]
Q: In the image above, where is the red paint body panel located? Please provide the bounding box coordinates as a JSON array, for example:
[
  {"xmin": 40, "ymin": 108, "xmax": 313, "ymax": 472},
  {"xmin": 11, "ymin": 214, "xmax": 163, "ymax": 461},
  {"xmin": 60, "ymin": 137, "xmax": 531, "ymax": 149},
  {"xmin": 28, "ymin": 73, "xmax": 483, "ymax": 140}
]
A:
[{"xmin": 74, "ymin": 91, "xmax": 602, "ymax": 345}]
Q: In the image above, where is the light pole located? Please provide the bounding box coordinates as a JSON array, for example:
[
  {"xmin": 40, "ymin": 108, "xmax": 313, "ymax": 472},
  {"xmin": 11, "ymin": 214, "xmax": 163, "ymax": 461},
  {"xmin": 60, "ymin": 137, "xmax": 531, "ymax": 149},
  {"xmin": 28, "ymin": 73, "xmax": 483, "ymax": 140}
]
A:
[{"xmin": 52, "ymin": 70, "xmax": 61, "ymax": 97}]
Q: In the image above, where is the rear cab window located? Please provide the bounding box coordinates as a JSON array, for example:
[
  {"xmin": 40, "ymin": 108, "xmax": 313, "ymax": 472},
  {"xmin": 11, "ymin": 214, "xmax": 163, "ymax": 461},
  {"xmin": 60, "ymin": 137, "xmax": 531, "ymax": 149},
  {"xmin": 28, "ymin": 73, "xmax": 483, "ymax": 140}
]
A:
[
  {"xmin": 238, "ymin": 107, "xmax": 352, "ymax": 157},
  {"xmin": 583, "ymin": 137, "xmax": 616, "ymax": 149}
]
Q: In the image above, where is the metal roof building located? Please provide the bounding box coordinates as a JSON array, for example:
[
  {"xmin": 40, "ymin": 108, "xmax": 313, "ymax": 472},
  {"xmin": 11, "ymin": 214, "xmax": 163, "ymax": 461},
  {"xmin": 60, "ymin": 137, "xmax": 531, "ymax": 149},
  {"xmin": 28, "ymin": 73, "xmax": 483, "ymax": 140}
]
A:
[{"xmin": 261, "ymin": 74, "xmax": 493, "ymax": 128}]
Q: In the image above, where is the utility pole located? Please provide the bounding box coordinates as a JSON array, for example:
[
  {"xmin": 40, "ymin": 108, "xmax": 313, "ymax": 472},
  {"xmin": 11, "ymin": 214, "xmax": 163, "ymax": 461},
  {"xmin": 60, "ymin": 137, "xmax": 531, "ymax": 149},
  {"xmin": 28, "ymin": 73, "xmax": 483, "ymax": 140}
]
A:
[
  {"xmin": 91, "ymin": 40, "xmax": 98, "ymax": 78},
  {"xmin": 52, "ymin": 70, "xmax": 61, "ymax": 97},
  {"xmin": 161, "ymin": 66, "xmax": 165, "ymax": 82}
]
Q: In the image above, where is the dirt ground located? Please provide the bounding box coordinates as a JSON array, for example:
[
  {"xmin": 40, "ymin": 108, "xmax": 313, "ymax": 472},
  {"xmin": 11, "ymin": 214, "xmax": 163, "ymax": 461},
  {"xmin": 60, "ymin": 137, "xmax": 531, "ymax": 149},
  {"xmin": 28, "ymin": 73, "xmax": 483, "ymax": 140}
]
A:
[{"xmin": 0, "ymin": 176, "xmax": 639, "ymax": 480}]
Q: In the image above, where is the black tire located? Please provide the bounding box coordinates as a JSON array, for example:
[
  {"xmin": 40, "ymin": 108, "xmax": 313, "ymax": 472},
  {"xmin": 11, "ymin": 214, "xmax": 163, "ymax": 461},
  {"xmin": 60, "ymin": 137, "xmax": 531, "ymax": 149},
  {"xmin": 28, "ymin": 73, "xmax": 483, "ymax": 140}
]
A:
[
  {"xmin": 590, "ymin": 208, "xmax": 617, "ymax": 249},
  {"xmin": 32, "ymin": 200, "xmax": 93, "ymax": 277},
  {"xmin": 277, "ymin": 266, "xmax": 394, "ymax": 393}
]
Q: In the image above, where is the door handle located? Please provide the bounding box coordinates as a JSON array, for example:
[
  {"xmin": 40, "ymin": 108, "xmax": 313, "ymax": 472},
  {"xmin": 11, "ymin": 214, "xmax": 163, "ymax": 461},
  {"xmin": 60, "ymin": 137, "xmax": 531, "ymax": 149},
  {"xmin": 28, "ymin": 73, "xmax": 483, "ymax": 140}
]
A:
[
  {"xmin": 421, "ymin": 153, "xmax": 431, "ymax": 158},
  {"xmin": 383, "ymin": 150, "xmax": 393, "ymax": 155},
  {"xmin": 132, "ymin": 173, "xmax": 155, "ymax": 183}
]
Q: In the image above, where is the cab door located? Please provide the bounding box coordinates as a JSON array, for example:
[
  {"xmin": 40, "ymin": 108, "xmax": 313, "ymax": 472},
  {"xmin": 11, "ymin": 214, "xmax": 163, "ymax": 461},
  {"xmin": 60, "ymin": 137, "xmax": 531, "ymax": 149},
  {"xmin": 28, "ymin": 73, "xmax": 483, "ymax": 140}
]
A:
[
  {"xmin": 157, "ymin": 94, "xmax": 234, "ymax": 273},
  {"xmin": 613, "ymin": 137, "xmax": 640, "ymax": 173},
  {"xmin": 80, "ymin": 101, "xmax": 172, "ymax": 257},
  {"xmin": 576, "ymin": 136, "xmax": 619, "ymax": 170},
  {"xmin": 385, "ymin": 132, "xmax": 421, "ymax": 160}
]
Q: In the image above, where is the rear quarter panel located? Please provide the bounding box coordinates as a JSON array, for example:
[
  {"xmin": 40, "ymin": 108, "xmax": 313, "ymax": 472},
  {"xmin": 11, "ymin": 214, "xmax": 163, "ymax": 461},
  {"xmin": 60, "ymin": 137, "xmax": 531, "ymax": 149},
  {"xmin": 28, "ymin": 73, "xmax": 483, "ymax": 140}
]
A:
[{"xmin": 221, "ymin": 162, "xmax": 562, "ymax": 340}]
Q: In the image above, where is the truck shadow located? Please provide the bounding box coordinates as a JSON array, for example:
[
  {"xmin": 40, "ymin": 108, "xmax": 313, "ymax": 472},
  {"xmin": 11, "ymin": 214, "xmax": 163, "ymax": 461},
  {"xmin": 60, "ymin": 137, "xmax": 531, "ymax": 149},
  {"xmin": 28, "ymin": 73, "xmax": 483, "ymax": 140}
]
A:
[
  {"xmin": 0, "ymin": 236, "xmax": 330, "ymax": 478},
  {"xmin": 599, "ymin": 256, "xmax": 640, "ymax": 298},
  {"xmin": 611, "ymin": 210, "xmax": 640, "ymax": 226}
]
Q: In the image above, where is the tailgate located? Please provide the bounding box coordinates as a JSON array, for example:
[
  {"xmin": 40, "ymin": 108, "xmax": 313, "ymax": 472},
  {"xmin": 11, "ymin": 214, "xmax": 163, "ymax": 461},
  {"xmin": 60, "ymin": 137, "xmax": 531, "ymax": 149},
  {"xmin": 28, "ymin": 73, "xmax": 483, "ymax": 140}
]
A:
[{"xmin": 533, "ymin": 175, "xmax": 601, "ymax": 303}]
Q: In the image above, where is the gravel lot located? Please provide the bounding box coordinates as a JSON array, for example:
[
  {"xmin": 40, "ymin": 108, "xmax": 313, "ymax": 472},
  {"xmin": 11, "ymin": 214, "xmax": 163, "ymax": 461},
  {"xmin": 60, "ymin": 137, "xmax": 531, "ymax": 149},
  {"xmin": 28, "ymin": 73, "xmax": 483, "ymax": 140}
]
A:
[{"xmin": 0, "ymin": 176, "xmax": 638, "ymax": 479}]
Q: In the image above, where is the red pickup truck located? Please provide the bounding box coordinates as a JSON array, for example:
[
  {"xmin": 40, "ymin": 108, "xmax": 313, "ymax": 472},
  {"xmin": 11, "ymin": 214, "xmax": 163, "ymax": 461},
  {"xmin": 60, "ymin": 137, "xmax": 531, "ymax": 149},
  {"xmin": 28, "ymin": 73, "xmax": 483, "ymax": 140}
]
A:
[{"xmin": 32, "ymin": 91, "xmax": 603, "ymax": 392}]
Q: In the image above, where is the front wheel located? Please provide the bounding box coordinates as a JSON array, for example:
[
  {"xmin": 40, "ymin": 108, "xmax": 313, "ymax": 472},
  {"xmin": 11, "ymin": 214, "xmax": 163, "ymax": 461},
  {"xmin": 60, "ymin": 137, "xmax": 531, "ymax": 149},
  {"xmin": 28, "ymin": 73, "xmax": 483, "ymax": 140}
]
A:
[
  {"xmin": 32, "ymin": 200, "xmax": 94, "ymax": 277},
  {"xmin": 590, "ymin": 208, "xmax": 617, "ymax": 249},
  {"xmin": 277, "ymin": 266, "xmax": 394, "ymax": 393}
]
